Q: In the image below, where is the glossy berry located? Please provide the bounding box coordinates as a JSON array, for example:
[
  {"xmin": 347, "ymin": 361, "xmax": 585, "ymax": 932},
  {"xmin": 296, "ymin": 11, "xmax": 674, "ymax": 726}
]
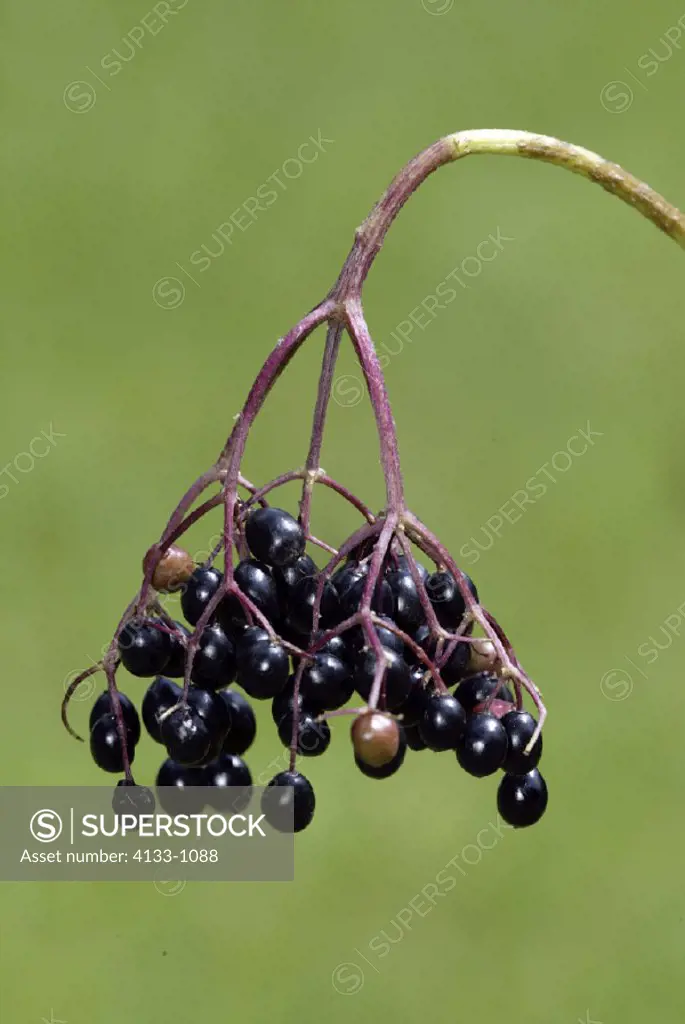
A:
[
  {"xmin": 355, "ymin": 728, "xmax": 407, "ymax": 779},
  {"xmin": 218, "ymin": 559, "xmax": 280, "ymax": 628},
  {"xmin": 118, "ymin": 620, "xmax": 170, "ymax": 677},
  {"xmin": 455, "ymin": 673, "xmax": 501, "ymax": 712},
  {"xmin": 456, "ymin": 713, "xmax": 508, "ymax": 777},
  {"xmin": 160, "ymin": 705, "xmax": 211, "ymax": 765},
  {"xmin": 187, "ymin": 686, "xmax": 231, "ymax": 739},
  {"xmin": 274, "ymin": 553, "xmax": 318, "ymax": 600},
  {"xmin": 112, "ymin": 779, "xmax": 155, "ymax": 815},
  {"xmin": 501, "ymin": 710, "xmax": 543, "ymax": 774},
  {"xmin": 385, "ymin": 570, "xmax": 424, "ymax": 632},
  {"xmin": 337, "ymin": 569, "xmax": 394, "ymax": 620},
  {"xmin": 181, "ymin": 566, "xmax": 223, "ymax": 626},
  {"xmin": 497, "ymin": 768, "xmax": 548, "ymax": 828},
  {"xmin": 301, "ymin": 652, "xmax": 354, "ymax": 711},
  {"xmin": 218, "ymin": 688, "xmax": 257, "ymax": 755},
  {"xmin": 395, "ymin": 668, "xmax": 429, "ymax": 726},
  {"xmin": 236, "ymin": 627, "xmax": 289, "ymax": 698},
  {"xmin": 313, "ymin": 631, "xmax": 351, "ymax": 665},
  {"xmin": 164, "ymin": 622, "xmax": 191, "ymax": 678},
  {"xmin": 155, "ymin": 758, "xmax": 205, "ymax": 814},
  {"xmin": 89, "ymin": 691, "xmax": 141, "ymax": 745},
  {"xmin": 287, "ymin": 576, "xmax": 341, "ymax": 634},
  {"xmin": 90, "ymin": 714, "xmax": 135, "ymax": 773},
  {"xmin": 277, "ymin": 710, "xmax": 331, "ymax": 757},
  {"xmin": 419, "ymin": 693, "xmax": 466, "ymax": 751},
  {"xmin": 191, "ymin": 623, "xmax": 236, "ymax": 690},
  {"xmin": 261, "ymin": 770, "xmax": 315, "ymax": 833},
  {"xmin": 438, "ymin": 640, "xmax": 470, "ymax": 686},
  {"xmin": 425, "ymin": 570, "xmax": 478, "ymax": 629},
  {"xmin": 355, "ymin": 647, "xmax": 412, "ymax": 711},
  {"xmin": 349, "ymin": 618, "xmax": 405, "ymax": 657},
  {"xmin": 351, "ymin": 710, "xmax": 400, "ymax": 767},
  {"xmin": 142, "ymin": 676, "xmax": 181, "ymax": 744},
  {"xmin": 395, "ymin": 553, "xmax": 429, "ymax": 582},
  {"xmin": 204, "ymin": 753, "xmax": 252, "ymax": 811},
  {"xmin": 245, "ymin": 506, "xmax": 305, "ymax": 567},
  {"xmin": 272, "ymin": 677, "xmax": 323, "ymax": 727}
]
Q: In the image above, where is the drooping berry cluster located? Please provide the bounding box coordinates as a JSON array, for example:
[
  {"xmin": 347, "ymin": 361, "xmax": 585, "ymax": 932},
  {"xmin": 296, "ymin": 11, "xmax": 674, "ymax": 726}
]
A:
[
  {"xmin": 59, "ymin": 131, "xmax": 583, "ymax": 839},
  {"xmin": 72, "ymin": 505, "xmax": 547, "ymax": 833}
]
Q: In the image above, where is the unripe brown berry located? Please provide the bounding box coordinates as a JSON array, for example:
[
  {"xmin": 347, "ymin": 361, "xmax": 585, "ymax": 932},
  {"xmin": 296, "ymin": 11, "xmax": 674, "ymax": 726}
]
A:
[
  {"xmin": 146, "ymin": 545, "xmax": 195, "ymax": 593},
  {"xmin": 351, "ymin": 711, "xmax": 400, "ymax": 768},
  {"xmin": 469, "ymin": 638, "xmax": 497, "ymax": 674}
]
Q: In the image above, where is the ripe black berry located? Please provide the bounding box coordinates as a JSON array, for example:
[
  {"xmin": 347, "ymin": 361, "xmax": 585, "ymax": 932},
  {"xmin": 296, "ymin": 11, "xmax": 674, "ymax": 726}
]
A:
[
  {"xmin": 454, "ymin": 672, "xmax": 501, "ymax": 712},
  {"xmin": 277, "ymin": 710, "xmax": 331, "ymax": 757},
  {"xmin": 385, "ymin": 569, "xmax": 424, "ymax": 632},
  {"xmin": 456, "ymin": 713, "xmax": 508, "ymax": 777},
  {"xmin": 261, "ymin": 770, "xmax": 315, "ymax": 833},
  {"xmin": 164, "ymin": 622, "xmax": 191, "ymax": 678},
  {"xmin": 313, "ymin": 631, "xmax": 351, "ymax": 664},
  {"xmin": 355, "ymin": 728, "xmax": 407, "ymax": 778},
  {"xmin": 187, "ymin": 686, "xmax": 231, "ymax": 761},
  {"xmin": 236, "ymin": 627, "xmax": 289, "ymax": 698},
  {"xmin": 501, "ymin": 710, "xmax": 543, "ymax": 774},
  {"xmin": 337, "ymin": 566, "xmax": 394, "ymax": 619},
  {"xmin": 204, "ymin": 753, "xmax": 252, "ymax": 811},
  {"xmin": 355, "ymin": 647, "xmax": 413, "ymax": 711},
  {"xmin": 90, "ymin": 714, "xmax": 135, "ymax": 773},
  {"xmin": 271, "ymin": 677, "xmax": 312, "ymax": 725},
  {"xmin": 349, "ymin": 618, "xmax": 405, "ymax": 657},
  {"xmin": 155, "ymin": 758, "xmax": 205, "ymax": 813},
  {"xmin": 419, "ymin": 693, "xmax": 466, "ymax": 751},
  {"xmin": 160, "ymin": 705, "xmax": 211, "ymax": 765},
  {"xmin": 438, "ymin": 640, "xmax": 470, "ymax": 686},
  {"xmin": 274, "ymin": 552, "xmax": 318, "ymax": 599},
  {"xmin": 245, "ymin": 506, "xmax": 305, "ymax": 567},
  {"xmin": 300, "ymin": 652, "xmax": 353, "ymax": 710},
  {"xmin": 112, "ymin": 779, "xmax": 155, "ymax": 815},
  {"xmin": 287, "ymin": 576, "xmax": 341, "ymax": 634},
  {"xmin": 190, "ymin": 622, "xmax": 236, "ymax": 690},
  {"xmin": 218, "ymin": 559, "xmax": 280, "ymax": 628},
  {"xmin": 395, "ymin": 668, "xmax": 429, "ymax": 726},
  {"xmin": 426, "ymin": 570, "xmax": 478, "ymax": 629},
  {"xmin": 118, "ymin": 620, "xmax": 170, "ymax": 677},
  {"xmin": 89, "ymin": 690, "xmax": 141, "ymax": 745},
  {"xmin": 497, "ymin": 768, "xmax": 548, "ymax": 827},
  {"xmin": 218, "ymin": 688, "xmax": 257, "ymax": 755},
  {"xmin": 142, "ymin": 676, "xmax": 181, "ymax": 743},
  {"xmin": 180, "ymin": 566, "xmax": 222, "ymax": 626}
]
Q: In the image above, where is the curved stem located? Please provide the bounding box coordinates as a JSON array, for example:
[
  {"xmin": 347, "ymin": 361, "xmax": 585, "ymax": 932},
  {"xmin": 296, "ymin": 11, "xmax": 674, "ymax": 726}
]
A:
[{"xmin": 332, "ymin": 129, "xmax": 685, "ymax": 299}]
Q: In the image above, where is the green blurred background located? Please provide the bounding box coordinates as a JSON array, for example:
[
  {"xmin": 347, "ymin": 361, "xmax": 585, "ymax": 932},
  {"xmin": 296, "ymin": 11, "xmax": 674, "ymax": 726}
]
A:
[{"xmin": 2, "ymin": 1, "xmax": 685, "ymax": 1021}]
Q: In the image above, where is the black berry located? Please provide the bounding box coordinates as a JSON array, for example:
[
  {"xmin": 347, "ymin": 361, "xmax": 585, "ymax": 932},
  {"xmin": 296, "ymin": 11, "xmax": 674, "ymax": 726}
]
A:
[
  {"xmin": 287, "ymin": 576, "xmax": 341, "ymax": 634},
  {"xmin": 118, "ymin": 620, "xmax": 170, "ymax": 677},
  {"xmin": 300, "ymin": 652, "xmax": 353, "ymax": 710},
  {"xmin": 497, "ymin": 768, "xmax": 548, "ymax": 828},
  {"xmin": 160, "ymin": 705, "xmax": 211, "ymax": 765},
  {"xmin": 261, "ymin": 770, "xmax": 315, "ymax": 833},
  {"xmin": 164, "ymin": 622, "xmax": 191, "ymax": 678},
  {"xmin": 191, "ymin": 623, "xmax": 236, "ymax": 690},
  {"xmin": 112, "ymin": 780, "xmax": 155, "ymax": 816},
  {"xmin": 142, "ymin": 676, "xmax": 181, "ymax": 744},
  {"xmin": 501, "ymin": 710, "xmax": 543, "ymax": 774},
  {"xmin": 218, "ymin": 688, "xmax": 257, "ymax": 755},
  {"xmin": 277, "ymin": 710, "xmax": 331, "ymax": 756},
  {"xmin": 155, "ymin": 758, "xmax": 205, "ymax": 814},
  {"xmin": 90, "ymin": 714, "xmax": 135, "ymax": 773},
  {"xmin": 245, "ymin": 507, "xmax": 305, "ymax": 567},
  {"xmin": 355, "ymin": 647, "xmax": 413, "ymax": 711},
  {"xmin": 456, "ymin": 713, "xmax": 508, "ymax": 777},
  {"xmin": 385, "ymin": 569, "xmax": 424, "ymax": 632},
  {"xmin": 204, "ymin": 753, "xmax": 252, "ymax": 811},
  {"xmin": 236, "ymin": 627, "xmax": 289, "ymax": 698},
  {"xmin": 419, "ymin": 693, "xmax": 466, "ymax": 751},
  {"xmin": 89, "ymin": 691, "xmax": 140, "ymax": 745},
  {"xmin": 180, "ymin": 566, "xmax": 223, "ymax": 626},
  {"xmin": 426, "ymin": 570, "xmax": 478, "ymax": 629}
]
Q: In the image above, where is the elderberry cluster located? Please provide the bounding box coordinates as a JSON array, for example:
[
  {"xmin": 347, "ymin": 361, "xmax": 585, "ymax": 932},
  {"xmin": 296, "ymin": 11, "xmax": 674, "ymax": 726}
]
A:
[{"xmin": 84, "ymin": 506, "xmax": 547, "ymax": 833}]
